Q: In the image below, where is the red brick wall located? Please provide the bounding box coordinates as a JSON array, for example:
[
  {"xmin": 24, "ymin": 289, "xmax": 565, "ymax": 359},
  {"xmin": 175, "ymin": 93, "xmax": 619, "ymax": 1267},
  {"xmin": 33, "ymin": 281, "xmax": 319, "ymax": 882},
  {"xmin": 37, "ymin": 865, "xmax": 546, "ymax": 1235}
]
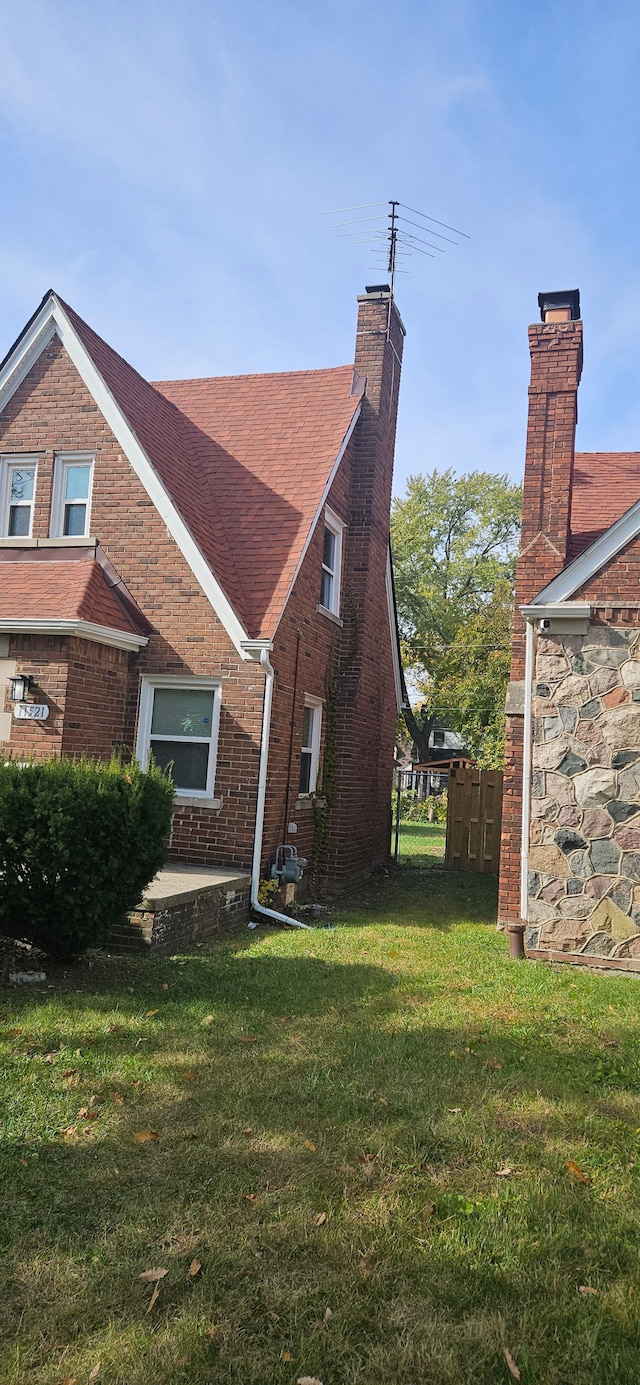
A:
[
  {"xmin": 0, "ymin": 299, "xmax": 403, "ymax": 890},
  {"xmin": 498, "ymin": 316, "xmax": 583, "ymax": 924}
]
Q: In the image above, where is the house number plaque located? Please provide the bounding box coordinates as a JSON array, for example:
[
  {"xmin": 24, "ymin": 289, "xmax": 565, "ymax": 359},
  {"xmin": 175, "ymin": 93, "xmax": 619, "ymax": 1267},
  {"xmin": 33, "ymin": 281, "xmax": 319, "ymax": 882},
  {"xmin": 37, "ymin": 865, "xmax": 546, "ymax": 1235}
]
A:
[{"xmin": 13, "ymin": 704, "xmax": 50, "ymax": 721}]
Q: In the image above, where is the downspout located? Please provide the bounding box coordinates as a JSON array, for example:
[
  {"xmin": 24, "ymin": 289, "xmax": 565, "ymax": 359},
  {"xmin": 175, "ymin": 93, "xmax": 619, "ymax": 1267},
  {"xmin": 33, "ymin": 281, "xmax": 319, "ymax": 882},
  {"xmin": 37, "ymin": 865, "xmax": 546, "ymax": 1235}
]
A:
[
  {"xmin": 250, "ymin": 649, "xmax": 311, "ymax": 930},
  {"xmin": 518, "ymin": 618, "xmax": 535, "ymax": 930}
]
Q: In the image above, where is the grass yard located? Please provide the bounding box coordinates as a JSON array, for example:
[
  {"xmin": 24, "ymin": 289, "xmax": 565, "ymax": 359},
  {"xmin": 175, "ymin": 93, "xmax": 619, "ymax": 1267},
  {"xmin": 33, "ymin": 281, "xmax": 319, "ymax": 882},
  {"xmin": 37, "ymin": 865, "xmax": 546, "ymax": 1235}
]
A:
[
  {"xmin": 397, "ymin": 819, "xmax": 446, "ymax": 867},
  {"xmin": 2, "ymin": 869, "xmax": 640, "ymax": 1384}
]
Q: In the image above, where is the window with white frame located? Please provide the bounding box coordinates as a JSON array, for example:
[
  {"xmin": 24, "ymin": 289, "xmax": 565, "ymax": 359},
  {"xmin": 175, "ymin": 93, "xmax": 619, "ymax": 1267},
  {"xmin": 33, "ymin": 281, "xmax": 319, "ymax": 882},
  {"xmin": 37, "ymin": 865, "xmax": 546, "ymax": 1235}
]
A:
[
  {"xmin": 298, "ymin": 697, "xmax": 323, "ymax": 795},
  {"xmin": 319, "ymin": 508, "xmax": 344, "ymax": 616},
  {"xmin": 0, "ymin": 457, "xmax": 37, "ymax": 537},
  {"xmin": 50, "ymin": 454, "xmax": 94, "ymax": 538},
  {"xmin": 136, "ymin": 677, "xmax": 222, "ymax": 799}
]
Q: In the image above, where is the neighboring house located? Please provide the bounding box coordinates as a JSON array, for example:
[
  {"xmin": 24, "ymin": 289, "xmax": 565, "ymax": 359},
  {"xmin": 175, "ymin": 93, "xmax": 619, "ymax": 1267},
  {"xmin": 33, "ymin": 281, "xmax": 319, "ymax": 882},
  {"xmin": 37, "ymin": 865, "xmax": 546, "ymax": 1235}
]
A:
[
  {"xmin": 500, "ymin": 288, "xmax": 640, "ymax": 971},
  {"xmin": 0, "ymin": 285, "xmax": 405, "ymax": 911}
]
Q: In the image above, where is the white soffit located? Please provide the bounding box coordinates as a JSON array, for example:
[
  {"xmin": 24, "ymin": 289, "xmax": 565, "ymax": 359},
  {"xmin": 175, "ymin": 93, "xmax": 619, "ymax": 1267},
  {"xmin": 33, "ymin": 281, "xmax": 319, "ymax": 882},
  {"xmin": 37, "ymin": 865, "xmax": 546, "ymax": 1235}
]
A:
[
  {"xmin": 0, "ymin": 295, "xmax": 255, "ymax": 661},
  {"xmin": 533, "ymin": 500, "xmax": 640, "ymax": 605}
]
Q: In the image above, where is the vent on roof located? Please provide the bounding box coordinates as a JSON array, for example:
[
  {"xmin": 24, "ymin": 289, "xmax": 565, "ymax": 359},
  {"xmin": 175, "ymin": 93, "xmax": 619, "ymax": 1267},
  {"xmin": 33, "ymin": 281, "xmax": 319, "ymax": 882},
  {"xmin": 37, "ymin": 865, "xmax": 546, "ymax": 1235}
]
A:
[
  {"xmin": 365, "ymin": 284, "xmax": 391, "ymax": 295},
  {"xmin": 538, "ymin": 289, "xmax": 580, "ymax": 323}
]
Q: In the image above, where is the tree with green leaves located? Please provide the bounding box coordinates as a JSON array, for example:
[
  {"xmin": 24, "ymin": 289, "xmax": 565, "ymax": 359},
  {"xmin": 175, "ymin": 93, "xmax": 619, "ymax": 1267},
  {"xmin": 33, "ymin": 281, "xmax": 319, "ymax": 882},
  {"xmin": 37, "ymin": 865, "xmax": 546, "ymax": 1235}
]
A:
[{"xmin": 391, "ymin": 469, "xmax": 522, "ymax": 768}]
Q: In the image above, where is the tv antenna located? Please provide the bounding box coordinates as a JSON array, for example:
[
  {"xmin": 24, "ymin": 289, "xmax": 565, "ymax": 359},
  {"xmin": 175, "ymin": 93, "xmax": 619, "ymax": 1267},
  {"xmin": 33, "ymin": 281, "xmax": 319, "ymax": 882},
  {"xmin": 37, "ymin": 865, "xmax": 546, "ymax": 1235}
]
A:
[{"xmin": 320, "ymin": 199, "xmax": 469, "ymax": 299}]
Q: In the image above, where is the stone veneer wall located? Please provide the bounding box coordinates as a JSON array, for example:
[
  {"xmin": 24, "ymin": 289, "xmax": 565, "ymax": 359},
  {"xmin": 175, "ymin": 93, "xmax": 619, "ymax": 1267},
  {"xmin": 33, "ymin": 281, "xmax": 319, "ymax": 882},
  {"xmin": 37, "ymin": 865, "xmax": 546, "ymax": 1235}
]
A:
[{"xmin": 528, "ymin": 625, "xmax": 640, "ymax": 961}]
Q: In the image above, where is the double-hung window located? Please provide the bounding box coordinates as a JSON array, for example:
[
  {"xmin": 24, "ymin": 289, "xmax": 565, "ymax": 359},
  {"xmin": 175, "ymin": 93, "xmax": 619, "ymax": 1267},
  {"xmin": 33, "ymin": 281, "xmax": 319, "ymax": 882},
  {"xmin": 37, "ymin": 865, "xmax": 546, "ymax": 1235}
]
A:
[
  {"xmin": 298, "ymin": 696, "xmax": 323, "ymax": 796},
  {"xmin": 50, "ymin": 454, "xmax": 94, "ymax": 537},
  {"xmin": 319, "ymin": 508, "xmax": 344, "ymax": 617},
  {"xmin": 0, "ymin": 457, "xmax": 37, "ymax": 537},
  {"xmin": 136, "ymin": 677, "xmax": 222, "ymax": 801}
]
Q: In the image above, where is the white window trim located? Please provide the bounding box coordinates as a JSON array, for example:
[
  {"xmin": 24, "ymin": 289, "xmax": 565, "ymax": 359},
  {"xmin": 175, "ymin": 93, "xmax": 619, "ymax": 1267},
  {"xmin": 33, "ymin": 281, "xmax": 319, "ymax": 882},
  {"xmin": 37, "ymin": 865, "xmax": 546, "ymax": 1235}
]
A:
[
  {"xmin": 298, "ymin": 694, "xmax": 323, "ymax": 797},
  {"xmin": 0, "ymin": 455, "xmax": 38, "ymax": 538},
  {"xmin": 318, "ymin": 506, "xmax": 344, "ymax": 618},
  {"xmin": 135, "ymin": 674, "xmax": 222, "ymax": 805},
  {"xmin": 50, "ymin": 452, "xmax": 94, "ymax": 539}
]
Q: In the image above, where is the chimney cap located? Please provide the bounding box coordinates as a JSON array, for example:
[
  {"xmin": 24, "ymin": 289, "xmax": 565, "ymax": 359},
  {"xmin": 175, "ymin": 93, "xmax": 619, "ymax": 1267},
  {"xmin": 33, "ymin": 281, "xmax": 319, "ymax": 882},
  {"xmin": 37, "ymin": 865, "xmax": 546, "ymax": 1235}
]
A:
[
  {"xmin": 538, "ymin": 289, "xmax": 580, "ymax": 322},
  {"xmin": 365, "ymin": 283, "xmax": 391, "ymax": 295}
]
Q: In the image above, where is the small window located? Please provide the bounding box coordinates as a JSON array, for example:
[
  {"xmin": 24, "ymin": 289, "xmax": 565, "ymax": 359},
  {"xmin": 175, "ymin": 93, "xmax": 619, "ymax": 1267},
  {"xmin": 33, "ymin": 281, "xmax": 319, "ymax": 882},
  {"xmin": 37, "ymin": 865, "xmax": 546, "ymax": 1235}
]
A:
[
  {"xmin": 50, "ymin": 455, "xmax": 94, "ymax": 538},
  {"xmin": 298, "ymin": 697, "xmax": 323, "ymax": 795},
  {"xmin": 433, "ymin": 730, "xmax": 445, "ymax": 746},
  {"xmin": 136, "ymin": 677, "xmax": 221, "ymax": 799},
  {"xmin": 319, "ymin": 508, "xmax": 344, "ymax": 616},
  {"xmin": 0, "ymin": 457, "xmax": 37, "ymax": 538}
]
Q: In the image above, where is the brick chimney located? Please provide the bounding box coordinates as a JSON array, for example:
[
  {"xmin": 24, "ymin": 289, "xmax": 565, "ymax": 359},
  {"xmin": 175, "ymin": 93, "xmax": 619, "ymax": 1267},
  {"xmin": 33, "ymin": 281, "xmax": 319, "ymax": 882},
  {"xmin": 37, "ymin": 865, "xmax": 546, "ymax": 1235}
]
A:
[
  {"xmin": 512, "ymin": 288, "xmax": 583, "ymax": 679},
  {"xmin": 351, "ymin": 284, "xmax": 405, "ymax": 534}
]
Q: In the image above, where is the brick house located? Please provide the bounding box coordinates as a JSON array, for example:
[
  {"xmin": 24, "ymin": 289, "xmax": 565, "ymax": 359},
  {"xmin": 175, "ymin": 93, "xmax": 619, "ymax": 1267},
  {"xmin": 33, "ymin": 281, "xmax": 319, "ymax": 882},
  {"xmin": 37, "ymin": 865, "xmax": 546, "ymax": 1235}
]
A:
[
  {"xmin": 0, "ymin": 284, "xmax": 405, "ymax": 926},
  {"xmin": 499, "ymin": 288, "xmax": 640, "ymax": 971}
]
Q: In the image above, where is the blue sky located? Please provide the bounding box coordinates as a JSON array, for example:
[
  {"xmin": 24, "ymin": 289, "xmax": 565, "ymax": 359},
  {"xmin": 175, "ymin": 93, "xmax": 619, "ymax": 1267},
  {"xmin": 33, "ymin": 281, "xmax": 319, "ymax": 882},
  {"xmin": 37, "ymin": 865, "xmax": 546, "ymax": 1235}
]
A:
[{"xmin": 0, "ymin": 0, "xmax": 639, "ymax": 493}]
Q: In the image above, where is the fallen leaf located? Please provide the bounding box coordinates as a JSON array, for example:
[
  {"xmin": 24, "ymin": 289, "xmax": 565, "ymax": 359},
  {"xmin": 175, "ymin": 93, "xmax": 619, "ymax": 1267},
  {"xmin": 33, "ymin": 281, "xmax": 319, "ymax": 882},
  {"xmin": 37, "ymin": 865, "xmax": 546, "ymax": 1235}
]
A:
[
  {"xmin": 269, "ymin": 1311, "xmax": 280, "ymax": 1322},
  {"xmin": 578, "ymin": 1284, "xmax": 599, "ymax": 1296},
  {"xmin": 85, "ymin": 1111, "xmax": 99, "ymax": 1122},
  {"xmin": 77, "ymin": 1107, "xmax": 89, "ymax": 1119},
  {"xmin": 202, "ymin": 1015, "xmax": 215, "ymax": 1027},
  {"xmin": 238, "ymin": 1035, "xmax": 258, "ymax": 1043},
  {"xmin": 359, "ymin": 1257, "xmax": 372, "ymax": 1279},
  {"xmin": 61, "ymin": 1069, "xmax": 77, "ymax": 1079},
  {"xmin": 162, "ymin": 983, "xmax": 169, "ymax": 991},
  {"xmin": 447, "ymin": 1107, "xmax": 461, "ymax": 1113},
  {"xmin": 61, "ymin": 1124, "xmax": 78, "ymax": 1136},
  {"xmin": 502, "ymin": 1347, "xmax": 520, "ymax": 1380},
  {"xmin": 243, "ymin": 1126, "xmax": 254, "ymax": 1135},
  {"xmin": 375, "ymin": 1095, "xmax": 388, "ymax": 1106},
  {"xmin": 313, "ymin": 1211, "xmax": 328, "ymax": 1226},
  {"xmin": 88, "ymin": 1366, "xmax": 101, "ymax": 1384},
  {"xmin": 485, "ymin": 1058, "xmax": 502, "ymax": 1071},
  {"xmin": 19, "ymin": 1157, "xmax": 28, "ymax": 1167},
  {"xmin": 324, "ymin": 1306, "xmax": 333, "ymax": 1320},
  {"xmin": 147, "ymin": 1282, "xmax": 161, "ymax": 1313},
  {"xmin": 134, "ymin": 1130, "xmax": 159, "ymax": 1143},
  {"xmin": 4, "ymin": 1028, "xmax": 21, "ymax": 1036},
  {"xmin": 566, "ymin": 1159, "xmax": 591, "ymax": 1184},
  {"xmin": 145, "ymin": 1009, "xmax": 160, "ymax": 1017},
  {"xmin": 185, "ymin": 1132, "xmax": 198, "ymax": 1141},
  {"xmin": 421, "ymin": 1204, "xmax": 434, "ymax": 1223},
  {"xmin": 111, "ymin": 1092, "xmax": 124, "ymax": 1105},
  {"xmin": 183, "ymin": 1070, "xmax": 198, "ymax": 1080},
  {"xmin": 245, "ymin": 1192, "xmax": 261, "ymax": 1205},
  {"xmin": 304, "ymin": 1139, "xmax": 316, "ymax": 1152},
  {"xmin": 296, "ymin": 1378, "xmax": 324, "ymax": 1385},
  {"xmin": 281, "ymin": 1350, "xmax": 293, "ymax": 1362},
  {"xmin": 131, "ymin": 1079, "xmax": 142, "ymax": 1087},
  {"xmin": 188, "ymin": 1258, "xmax": 202, "ymax": 1277},
  {"xmin": 138, "ymin": 1267, "xmax": 168, "ymax": 1281},
  {"xmin": 496, "ymin": 1167, "xmax": 513, "ymax": 1178},
  {"xmin": 105, "ymin": 1023, "xmax": 125, "ymax": 1034},
  {"xmin": 61, "ymin": 1376, "xmax": 77, "ymax": 1384}
]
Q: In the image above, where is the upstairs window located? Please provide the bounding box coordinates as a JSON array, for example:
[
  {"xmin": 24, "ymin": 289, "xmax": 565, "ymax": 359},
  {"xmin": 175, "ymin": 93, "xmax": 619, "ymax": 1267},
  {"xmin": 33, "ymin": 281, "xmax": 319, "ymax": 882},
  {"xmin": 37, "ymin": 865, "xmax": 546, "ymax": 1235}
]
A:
[
  {"xmin": 136, "ymin": 676, "xmax": 222, "ymax": 800},
  {"xmin": 298, "ymin": 697, "xmax": 323, "ymax": 795},
  {"xmin": 319, "ymin": 507, "xmax": 344, "ymax": 617},
  {"xmin": 50, "ymin": 454, "xmax": 94, "ymax": 538},
  {"xmin": 0, "ymin": 457, "xmax": 37, "ymax": 537}
]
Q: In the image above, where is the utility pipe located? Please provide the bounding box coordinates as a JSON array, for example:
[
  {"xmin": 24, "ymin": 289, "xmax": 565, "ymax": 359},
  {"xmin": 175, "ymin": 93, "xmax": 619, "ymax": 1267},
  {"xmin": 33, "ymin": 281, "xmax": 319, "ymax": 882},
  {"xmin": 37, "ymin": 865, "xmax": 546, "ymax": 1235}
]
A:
[
  {"xmin": 508, "ymin": 619, "xmax": 535, "ymax": 960},
  {"xmin": 250, "ymin": 649, "xmax": 311, "ymax": 930}
]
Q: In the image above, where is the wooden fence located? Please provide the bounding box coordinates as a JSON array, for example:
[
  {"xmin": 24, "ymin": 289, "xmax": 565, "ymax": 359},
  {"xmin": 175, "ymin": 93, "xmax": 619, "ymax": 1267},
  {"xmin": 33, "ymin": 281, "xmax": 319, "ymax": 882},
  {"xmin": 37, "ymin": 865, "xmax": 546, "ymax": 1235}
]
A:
[{"xmin": 444, "ymin": 767, "xmax": 503, "ymax": 874}]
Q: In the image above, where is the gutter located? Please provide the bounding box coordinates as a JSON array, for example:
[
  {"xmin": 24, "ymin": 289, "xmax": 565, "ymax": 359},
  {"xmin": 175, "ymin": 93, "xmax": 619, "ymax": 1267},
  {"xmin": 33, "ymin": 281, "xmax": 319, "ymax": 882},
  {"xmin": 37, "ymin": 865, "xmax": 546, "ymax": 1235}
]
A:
[
  {"xmin": 250, "ymin": 650, "xmax": 311, "ymax": 931},
  {"xmin": 520, "ymin": 619, "xmax": 535, "ymax": 921}
]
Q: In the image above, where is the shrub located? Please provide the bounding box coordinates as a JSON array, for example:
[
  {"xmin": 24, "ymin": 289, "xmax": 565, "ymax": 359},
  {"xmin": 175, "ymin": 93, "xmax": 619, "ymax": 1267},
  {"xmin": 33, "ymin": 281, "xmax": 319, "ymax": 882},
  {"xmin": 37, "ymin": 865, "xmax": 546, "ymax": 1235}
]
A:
[
  {"xmin": 395, "ymin": 791, "xmax": 448, "ymax": 825},
  {"xmin": 0, "ymin": 755, "xmax": 175, "ymax": 959}
]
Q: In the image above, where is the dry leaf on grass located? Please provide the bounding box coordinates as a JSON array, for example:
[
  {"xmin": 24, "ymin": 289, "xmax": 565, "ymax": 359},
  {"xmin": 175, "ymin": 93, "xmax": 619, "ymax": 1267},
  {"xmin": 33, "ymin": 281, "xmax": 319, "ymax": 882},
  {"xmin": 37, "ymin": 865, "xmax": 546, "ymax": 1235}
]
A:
[
  {"xmin": 447, "ymin": 1107, "xmax": 461, "ymax": 1113},
  {"xmin": 496, "ymin": 1167, "xmax": 513, "ymax": 1178},
  {"xmin": 133, "ymin": 1130, "xmax": 159, "ymax": 1143},
  {"xmin": 188, "ymin": 1258, "xmax": 202, "ymax": 1277},
  {"xmin": 485, "ymin": 1058, "xmax": 502, "ymax": 1071},
  {"xmin": 359, "ymin": 1257, "xmax": 373, "ymax": 1279},
  {"xmin": 138, "ymin": 1267, "xmax": 168, "ymax": 1281},
  {"xmin": 304, "ymin": 1139, "xmax": 316, "ymax": 1152},
  {"xmin": 61, "ymin": 1069, "xmax": 77, "ymax": 1079},
  {"xmin": 566, "ymin": 1159, "xmax": 591, "ymax": 1184},
  {"xmin": 145, "ymin": 1009, "xmax": 160, "ymax": 1017},
  {"xmin": 297, "ymin": 1377, "xmax": 324, "ymax": 1384},
  {"xmin": 421, "ymin": 1204, "xmax": 434, "ymax": 1224},
  {"xmin": 502, "ymin": 1346, "xmax": 520, "ymax": 1380},
  {"xmin": 111, "ymin": 1092, "xmax": 124, "ymax": 1105},
  {"xmin": 61, "ymin": 1125, "xmax": 78, "ymax": 1137},
  {"xmin": 88, "ymin": 1366, "xmax": 101, "ymax": 1383},
  {"xmin": 245, "ymin": 1192, "xmax": 261, "ymax": 1205},
  {"xmin": 238, "ymin": 1035, "xmax": 258, "ymax": 1044},
  {"xmin": 202, "ymin": 1015, "xmax": 215, "ymax": 1027},
  {"xmin": 313, "ymin": 1211, "xmax": 327, "ymax": 1226},
  {"xmin": 146, "ymin": 1283, "xmax": 161, "ymax": 1314},
  {"xmin": 61, "ymin": 1376, "xmax": 77, "ymax": 1384},
  {"xmin": 323, "ymin": 1307, "xmax": 333, "ymax": 1321},
  {"xmin": 183, "ymin": 1070, "xmax": 198, "ymax": 1080},
  {"xmin": 19, "ymin": 1157, "xmax": 28, "ymax": 1167},
  {"xmin": 162, "ymin": 983, "xmax": 169, "ymax": 991},
  {"xmin": 243, "ymin": 1126, "xmax": 254, "ymax": 1135},
  {"xmin": 281, "ymin": 1350, "xmax": 292, "ymax": 1362},
  {"xmin": 578, "ymin": 1284, "xmax": 598, "ymax": 1296}
]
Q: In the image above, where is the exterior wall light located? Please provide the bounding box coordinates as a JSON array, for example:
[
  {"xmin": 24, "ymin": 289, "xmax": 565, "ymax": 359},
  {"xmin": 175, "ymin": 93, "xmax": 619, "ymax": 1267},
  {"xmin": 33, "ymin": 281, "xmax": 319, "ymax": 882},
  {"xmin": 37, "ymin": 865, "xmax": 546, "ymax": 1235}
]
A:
[{"xmin": 9, "ymin": 674, "xmax": 34, "ymax": 703}]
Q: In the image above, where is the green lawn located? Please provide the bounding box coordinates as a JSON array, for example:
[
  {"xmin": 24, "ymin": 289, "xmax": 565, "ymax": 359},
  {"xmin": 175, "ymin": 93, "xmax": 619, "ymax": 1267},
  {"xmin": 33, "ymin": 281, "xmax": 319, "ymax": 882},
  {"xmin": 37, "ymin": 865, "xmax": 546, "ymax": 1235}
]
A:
[
  {"xmin": 2, "ymin": 869, "xmax": 640, "ymax": 1384},
  {"xmin": 397, "ymin": 819, "xmax": 446, "ymax": 866}
]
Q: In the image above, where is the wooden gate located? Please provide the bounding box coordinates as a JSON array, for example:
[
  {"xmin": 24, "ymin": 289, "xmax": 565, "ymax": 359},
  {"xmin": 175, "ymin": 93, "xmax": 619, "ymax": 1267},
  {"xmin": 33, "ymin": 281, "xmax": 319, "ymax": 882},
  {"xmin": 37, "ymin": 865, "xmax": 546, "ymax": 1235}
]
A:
[{"xmin": 445, "ymin": 767, "xmax": 503, "ymax": 873}]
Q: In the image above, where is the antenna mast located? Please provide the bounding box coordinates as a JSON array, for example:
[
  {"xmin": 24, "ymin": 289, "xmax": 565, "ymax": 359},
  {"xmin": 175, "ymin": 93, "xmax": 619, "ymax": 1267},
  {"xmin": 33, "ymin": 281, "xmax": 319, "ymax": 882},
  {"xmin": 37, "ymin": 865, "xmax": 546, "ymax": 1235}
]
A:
[{"xmin": 388, "ymin": 200, "xmax": 399, "ymax": 298}]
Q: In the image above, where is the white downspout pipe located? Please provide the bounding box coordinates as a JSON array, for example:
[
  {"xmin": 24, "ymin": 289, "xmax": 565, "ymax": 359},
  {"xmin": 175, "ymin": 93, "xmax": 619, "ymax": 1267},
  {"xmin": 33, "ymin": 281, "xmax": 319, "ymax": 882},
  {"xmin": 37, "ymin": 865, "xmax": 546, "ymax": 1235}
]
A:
[
  {"xmin": 519, "ymin": 619, "xmax": 535, "ymax": 921},
  {"xmin": 250, "ymin": 650, "xmax": 311, "ymax": 930}
]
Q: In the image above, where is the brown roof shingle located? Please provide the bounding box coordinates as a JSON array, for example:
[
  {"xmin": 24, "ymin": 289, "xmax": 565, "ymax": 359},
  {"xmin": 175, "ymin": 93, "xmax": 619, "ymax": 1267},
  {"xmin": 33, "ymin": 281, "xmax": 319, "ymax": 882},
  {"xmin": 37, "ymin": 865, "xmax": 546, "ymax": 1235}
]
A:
[
  {"xmin": 0, "ymin": 559, "xmax": 138, "ymax": 633},
  {"xmin": 569, "ymin": 452, "xmax": 640, "ymax": 560}
]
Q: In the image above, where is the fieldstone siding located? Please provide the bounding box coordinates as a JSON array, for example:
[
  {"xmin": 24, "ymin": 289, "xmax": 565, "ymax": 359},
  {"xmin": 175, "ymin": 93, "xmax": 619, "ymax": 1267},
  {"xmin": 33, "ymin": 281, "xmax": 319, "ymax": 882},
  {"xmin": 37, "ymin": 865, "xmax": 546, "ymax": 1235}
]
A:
[{"xmin": 527, "ymin": 625, "xmax": 640, "ymax": 960}]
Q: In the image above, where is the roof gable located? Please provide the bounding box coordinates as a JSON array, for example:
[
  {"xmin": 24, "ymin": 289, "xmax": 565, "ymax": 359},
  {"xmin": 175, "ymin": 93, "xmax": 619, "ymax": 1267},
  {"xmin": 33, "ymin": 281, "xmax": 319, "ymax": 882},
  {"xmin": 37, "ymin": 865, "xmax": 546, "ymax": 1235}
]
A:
[
  {"xmin": 534, "ymin": 452, "xmax": 640, "ymax": 605},
  {"xmin": 0, "ymin": 292, "xmax": 362, "ymax": 651}
]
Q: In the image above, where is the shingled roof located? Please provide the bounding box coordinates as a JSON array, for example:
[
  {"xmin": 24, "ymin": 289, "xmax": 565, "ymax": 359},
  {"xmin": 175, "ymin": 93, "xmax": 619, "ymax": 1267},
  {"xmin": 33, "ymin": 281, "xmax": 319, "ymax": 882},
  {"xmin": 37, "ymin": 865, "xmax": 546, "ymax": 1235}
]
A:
[
  {"xmin": 57, "ymin": 298, "xmax": 363, "ymax": 640},
  {"xmin": 0, "ymin": 558, "xmax": 142, "ymax": 637},
  {"xmin": 570, "ymin": 452, "xmax": 640, "ymax": 560}
]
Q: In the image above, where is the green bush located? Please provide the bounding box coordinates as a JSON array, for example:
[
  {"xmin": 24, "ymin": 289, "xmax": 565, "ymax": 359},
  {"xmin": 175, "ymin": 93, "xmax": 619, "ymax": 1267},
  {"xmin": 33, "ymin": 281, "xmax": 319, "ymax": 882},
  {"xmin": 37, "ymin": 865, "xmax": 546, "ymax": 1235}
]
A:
[
  {"xmin": 393, "ymin": 790, "xmax": 448, "ymax": 825},
  {"xmin": 0, "ymin": 755, "xmax": 175, "ymax": 959}
]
